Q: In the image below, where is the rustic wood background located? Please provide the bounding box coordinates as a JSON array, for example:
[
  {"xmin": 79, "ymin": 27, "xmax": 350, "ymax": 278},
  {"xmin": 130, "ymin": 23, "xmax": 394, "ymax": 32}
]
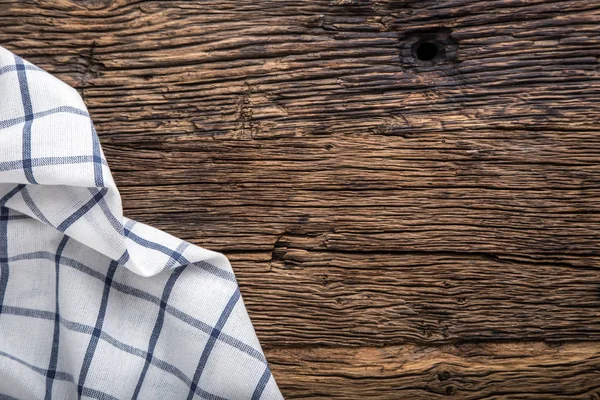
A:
[{"xmin": 2, "ymin": 0, "xmax": 600, "ymax": 398}]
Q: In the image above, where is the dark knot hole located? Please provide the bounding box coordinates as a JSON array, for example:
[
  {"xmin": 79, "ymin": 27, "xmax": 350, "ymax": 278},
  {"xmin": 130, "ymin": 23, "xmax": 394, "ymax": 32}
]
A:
[{"xmin": 415, "ymin": 41, "xmax": 438, "ymax": 61}]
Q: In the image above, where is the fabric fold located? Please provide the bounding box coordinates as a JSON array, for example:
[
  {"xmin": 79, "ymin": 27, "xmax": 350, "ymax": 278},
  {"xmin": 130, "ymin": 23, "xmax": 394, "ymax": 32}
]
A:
[{"xmin": 0, "ymin": 46, "xmax": 282, "ymax": 399}]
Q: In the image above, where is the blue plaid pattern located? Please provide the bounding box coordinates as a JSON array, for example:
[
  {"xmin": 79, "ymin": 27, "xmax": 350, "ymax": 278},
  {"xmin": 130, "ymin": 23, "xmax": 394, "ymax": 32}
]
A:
[{"xmin": 0, "ymin": 46, "xmax": 282, "ymax": 399}]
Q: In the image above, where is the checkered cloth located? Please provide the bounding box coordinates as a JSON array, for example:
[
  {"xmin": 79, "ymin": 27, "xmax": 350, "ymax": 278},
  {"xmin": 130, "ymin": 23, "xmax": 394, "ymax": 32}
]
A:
[{"xmin": 0, "ymin": 46, "xmax": 283, "ymax": 399}]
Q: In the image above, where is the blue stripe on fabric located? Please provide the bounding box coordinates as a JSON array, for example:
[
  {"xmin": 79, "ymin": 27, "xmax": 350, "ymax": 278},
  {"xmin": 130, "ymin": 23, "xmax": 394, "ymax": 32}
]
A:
[
  {"xmin": 0, "ymin": 350, "xmax": 74, "ymax": 382},
  {"xmin": 45, "ymin": 236, "xmax": 69, "ymax": 400},
  {"xmin": 191, "ymin": 260, "xmax": 236, "ymax": 283},
  {"xmin": 166, "ymin": 304, "xmax": 266, "ymax": 363},
  {"xmin": 0, "ymin": 185, "xmax": 27, "ymax": 207},
  {"xmin": 4, "ymin": 251, "xmax": 105, "ymax": 281},
  {"xmin": 14, "ymin": 55, "xmax": 37, "ymax": 184},
  {"xmin": 93, "ymin": 190, "xmax": 123, "ymax": 234},
  {"xmin": 2, "ymin": 250, "xmax": 265, "ymax": 363},
  {"xmin": 1, "ymin": 305, "xmax": 226, "ymax": 400},
  {"xmin": 187, "ymin": 289, "xmax": 241, "ymax": 400},
  {"xmin": 2, "ymin": 306, "xmax": 54, "ymax": 319},
  {"xmin": 124, "ymin": 222, "xmax": 236, "ymax": 282},
  {"xmin": 132, "ymin": 242, "xmax": 189, "ymax": 399},
  {"xmin": 124, "ymin": 222, "xmax": 188, "ymax": 263},
  {"xmin": 251, "ymin": 366, "xmax": 272, "ymax": 400},
  {"xmin": 0, "ymin": 106, "xmax": 89, "ymax": 130},
  {"xmin": 80, "ymin": 388, "xmax": 119, "ymax": 400},
  {"xmin": 21, "ymin": 186, "xmax": 51, "ymax": 225},
  {"xmin": 0, "ymin": 207, "xmax": 9, "ymax": 318},
  {"xmin": 77, "ymin": 258, "xmax": 119, "ymax": 397},
  {"xmin": 0, "ymin": 214, "xmax": 29, "ymax": 221},
  {"xmin": 164, "ymin": 242, "xmax": 189, "ymax": 270},
  {"xmin": 57, "ymin": 188, "xmax": 107, "ymax": 232},
  {"xmin": 0, "ymin": 156, "xmax": 109, "ymax": 172},
  {"xmin": 150, "ymin": 358, "xmax": 227, "ymax": 400},
  {"xmin": 13, "ymin": 57, "xmax": 33, "ymax": 114},
  {"xmin": 0, "ymin": 350, "xmax": 119, "ymax": 400},
  {"xmin": 1, "ymin": 306, "xmax": 145, "ymax": 359},
  {"xmin": 0, "ymin": 63, "xmax": 42, "ymax": 76},
  {"xmin": 22, "ymin": 118, "xmax": 35, "ymax": 183},
  {"xmin": 90, "ymin": 123, "xmax": 104, "ymax": 187},
  {"xmin": 0, "ymin": 185, "xmax": 26, "ymax": 317}
]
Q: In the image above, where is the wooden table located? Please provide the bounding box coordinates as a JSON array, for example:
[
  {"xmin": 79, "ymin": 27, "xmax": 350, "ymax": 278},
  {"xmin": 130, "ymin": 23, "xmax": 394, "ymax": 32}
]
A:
[{"xmin": 2, "ymin": 1, "xmax": 600, "ymax": 398}]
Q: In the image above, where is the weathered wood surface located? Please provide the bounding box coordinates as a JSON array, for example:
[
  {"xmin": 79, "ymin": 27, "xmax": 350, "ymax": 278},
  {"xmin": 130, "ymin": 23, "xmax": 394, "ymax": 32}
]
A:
[
  {"xmin": 1, "ymin": 0, "xmax": 600, "ymax": 397},
  {"xmin": 269, "ymin": 342, "xmax": 600, "ymax": 399}
]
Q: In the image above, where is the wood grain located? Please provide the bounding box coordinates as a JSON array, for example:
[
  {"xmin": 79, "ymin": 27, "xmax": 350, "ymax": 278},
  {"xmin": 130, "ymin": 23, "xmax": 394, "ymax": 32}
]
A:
[
  {"xmin": 269, "ymin": 341, "xmax": 600, "ymax": 399},
  {"xmin": 1, "ymin": 0, "xmax": 599, "ymax": 397}
]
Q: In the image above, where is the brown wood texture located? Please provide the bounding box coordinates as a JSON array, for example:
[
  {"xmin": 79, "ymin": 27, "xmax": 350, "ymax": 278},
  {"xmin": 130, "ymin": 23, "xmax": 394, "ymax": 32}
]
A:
[{"xmin": 2, "ymin": 0, "xmax": 600, "ymax": 398}]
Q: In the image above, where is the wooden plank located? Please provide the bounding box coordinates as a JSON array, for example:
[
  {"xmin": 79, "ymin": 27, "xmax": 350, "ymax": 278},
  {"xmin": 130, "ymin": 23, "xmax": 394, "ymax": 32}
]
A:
[
  {"xmin": 240, "ymin": 250, "xmax": 600, "ymax": 346},
  {"xmin": 266, "ymin": 341, "xmax": 600, "ymax": 399},
  {"xmin": 1, "ymin": 0, "xmax": 600, "ymax": 397}
]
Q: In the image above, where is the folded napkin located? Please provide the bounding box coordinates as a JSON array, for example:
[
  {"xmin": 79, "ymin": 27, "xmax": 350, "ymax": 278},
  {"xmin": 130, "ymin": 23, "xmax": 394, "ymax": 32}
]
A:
[{"xmin": 0, "ymin": 45, "xmax": 282, "ymax": 400}]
